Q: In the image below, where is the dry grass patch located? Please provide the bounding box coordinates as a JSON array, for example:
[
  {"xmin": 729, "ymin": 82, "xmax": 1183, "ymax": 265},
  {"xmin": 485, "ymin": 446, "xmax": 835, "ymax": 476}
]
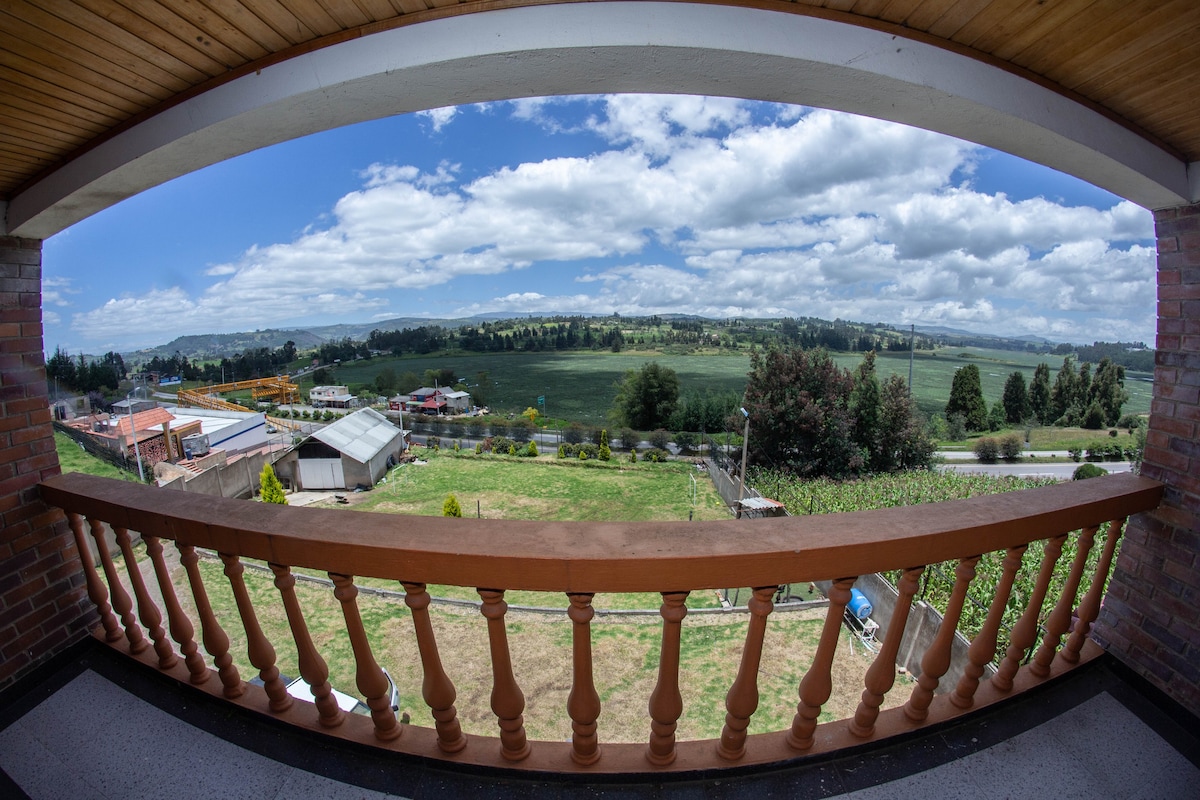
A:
[{"xmin": 172, "ymin": 557, "xmax": 900, "ymax": 744}]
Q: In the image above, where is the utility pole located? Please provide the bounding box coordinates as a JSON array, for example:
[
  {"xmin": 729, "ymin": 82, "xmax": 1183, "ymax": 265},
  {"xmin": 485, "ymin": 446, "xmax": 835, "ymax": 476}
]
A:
[{"xmin": 908, "ymin": 324, "xmax": 915, "ymax": 395}]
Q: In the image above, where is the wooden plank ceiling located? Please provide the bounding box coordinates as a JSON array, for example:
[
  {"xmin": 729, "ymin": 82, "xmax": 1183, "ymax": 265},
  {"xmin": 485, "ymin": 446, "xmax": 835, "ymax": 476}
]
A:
[{"xmin": 2, "ymin": 0, "xmax": 1199, "ymax": 206}]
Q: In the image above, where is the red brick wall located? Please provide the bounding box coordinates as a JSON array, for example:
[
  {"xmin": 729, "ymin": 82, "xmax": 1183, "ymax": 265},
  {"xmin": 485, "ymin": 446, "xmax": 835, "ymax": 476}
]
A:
[
  {"xmin": 0, "ymin": 236, "xmax": 92, "ymax": 688},
  {"xmin": 1095, "ymin": 204, "xmax": 1200, "ymax": 716}
]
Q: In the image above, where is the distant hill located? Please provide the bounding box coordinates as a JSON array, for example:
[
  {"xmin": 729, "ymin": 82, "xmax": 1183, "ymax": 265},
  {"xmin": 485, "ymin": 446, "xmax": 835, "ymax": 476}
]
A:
[{"xmin": 127, "ymin": 313, "xmax": 1070, "ymax": 361}]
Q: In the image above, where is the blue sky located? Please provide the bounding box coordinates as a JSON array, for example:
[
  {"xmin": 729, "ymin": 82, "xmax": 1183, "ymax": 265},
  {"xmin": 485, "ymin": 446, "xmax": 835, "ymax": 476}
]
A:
[{"xmin": 41, "ymin": 95, "xmax": 1157, "ymax": 355}]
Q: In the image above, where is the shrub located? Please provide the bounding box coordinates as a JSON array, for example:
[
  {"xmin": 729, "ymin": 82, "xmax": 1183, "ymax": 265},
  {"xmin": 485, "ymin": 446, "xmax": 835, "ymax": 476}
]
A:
[
  {"xmin": 557, "ymin": 444, "xmax": 566, "ymax": 459},
  {"xmin": 525, "ymin": 441, "xmax": 538, "ymax": 457},
  {"xmin": 442, "ymin": 493, "xmax": 463, "ymax": 517},
  {"xmin": 578, "ymin": 443, "xmax": 600, "ymax": 460},
  {"xmin": 629, "ymin": 448, "xmax": 637, "ymax": 463},
  {"xmin": 1073, "ymin": 463, "xmax": 1108, "ymax": 480},
  {"xmin": 1081, "ymin": 401, "xmax": 1106, "ymax": 430},
  {"xmin": 1116, "ymin": 414, "xmax": 1143, "ymax": 431},
  {"xmin": 563, "ymin": 422, "xmax": 586, "ymax": 445},
  {"xmin": 617, "ymin": 428, "xmax": 639, "ymax": 451},
  {"xmin": 598, "ymin": 441, "xmax": 611, "ymax": 461},
  {"xmin": 259, "ymin": 464, "xmax": 287, "ymax": 505},
  {"xmin": 1067, "ymin": 446, "xmax": 1082, "ymax": 462},
  {"xmin": 578, "ymin": 449, "xmax": 588, "ymax": 461},
  {"xmin": 489, "ymin": 435, "xmax": 515, "ymax": 455},
  {"xmin": 674, "ymin": 431, "xmax": 697, "ymax": 456},
  {"xmin": 648, "ymin": 429, "xmax": 671, "ymax": 451},
  {"xmin": 946, "ymin": 413, "xmax": 967, "ymax": 441},
  {"xmin": 973, "ymin": 437, "xmax": 1000, "ymax": 463},
  {"xmin": 999, "ymin": 433, "xmax": 1023, "ymax": 461},
  {"xmin": 643, "ymin": 447, "xmax": 670, "ymax": 463},
  {"xmin": 509, "ymin": 418, "xmax": 534, "ymax": 443},
  {"xmin": 427, "ymin": 435, "xmax": 441, "ymax": 450},
  {"xmin": 475, "ymin": 443, "xmax": 483, "ymax": 455},
  {"xmin": 1108, "ymin": 428, "xmax": 1118, "ymax": 437}
]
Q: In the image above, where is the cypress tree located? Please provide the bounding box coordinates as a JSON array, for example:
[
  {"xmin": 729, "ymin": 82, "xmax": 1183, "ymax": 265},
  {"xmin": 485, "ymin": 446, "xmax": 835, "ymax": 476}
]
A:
[{"xmin": 259, "ymin": 464, "xmax": 288, "ymax": 505}]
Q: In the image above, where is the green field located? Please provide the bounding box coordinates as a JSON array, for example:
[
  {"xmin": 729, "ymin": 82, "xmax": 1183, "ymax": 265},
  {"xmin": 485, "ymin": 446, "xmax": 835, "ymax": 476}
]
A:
[
  {"xmin": 310, "ymin": 346, "xmax": 1151, "ymax": 427},
  {"xmin": 54, "ymin": 432, "xmax": 139, "ymax": 481},
  {"xmin": 319, "ymin": 449, "xmax": 729, "ymax": 522}
]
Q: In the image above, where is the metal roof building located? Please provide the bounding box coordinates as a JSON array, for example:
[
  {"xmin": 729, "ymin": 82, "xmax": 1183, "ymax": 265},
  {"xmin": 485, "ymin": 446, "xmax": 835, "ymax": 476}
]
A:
[{"xmin": 276, "ymin": 408, "xmax": 406, "ymax": 491}]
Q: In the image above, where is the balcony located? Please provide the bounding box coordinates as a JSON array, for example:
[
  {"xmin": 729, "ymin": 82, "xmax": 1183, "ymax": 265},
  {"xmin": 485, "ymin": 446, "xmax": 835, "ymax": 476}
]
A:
[{"xmin": 10, "ymin": 470, "xmax": 1191, "ymax": 795}]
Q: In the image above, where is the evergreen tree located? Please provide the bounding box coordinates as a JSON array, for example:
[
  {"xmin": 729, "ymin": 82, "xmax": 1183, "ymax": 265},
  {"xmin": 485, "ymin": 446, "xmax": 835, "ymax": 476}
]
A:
[
  {"xmin": 945, "ymin": 364, "xmax": 988, "ymax": 432},
  {"xmin": 599, "ymin": 429, "xmax": 611, "ymax": 461},
  {"xmin": 876, "ymin": 374, "xmax": 936, "ymax": 471},
  {"xmin": 259, "ymin": 464, "xmax": 288, "ymax": 505},
  {"xmin": 1029, "ymin": 362, "xmax": 1053, "ymax": 424},
  {"xmin": 1001, "ymin": 371, "xmax": 1031, "ymax": 424},
  {"xmin": 611, "ymin": 362, "xmax": 679, "ymax": 431},
  {"xmin": 443, "ymin": 493, "xmax": 463, "ymax": 517},
  {"xmin": 1089, "ymin": 357, "xmax": 1129, "ymax": 426},
  {"xmin": 1050, "ymin": 357, "xmax": 1079, "ymax": 423},
  {"xmin": 850, "ymin": 351, "xmax": 882, "ymax": 466}
]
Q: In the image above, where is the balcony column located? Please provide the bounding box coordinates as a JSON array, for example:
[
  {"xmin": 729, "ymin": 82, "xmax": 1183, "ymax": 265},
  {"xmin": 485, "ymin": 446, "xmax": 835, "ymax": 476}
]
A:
[
  {"xmin": 0, "ymin": 236, "xmax": 91, "ymax": 690},
  {"xmin": 1096, "ymin": 201, "xmax": 1200, "ymax": 718}
]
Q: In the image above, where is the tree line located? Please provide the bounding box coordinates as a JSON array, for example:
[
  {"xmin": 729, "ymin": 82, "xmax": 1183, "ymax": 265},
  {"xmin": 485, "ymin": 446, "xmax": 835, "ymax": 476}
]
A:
[
  {"xmin": 608, "ymin": 347, "xmax": 934, "ymax": 479},
  {"xmin": 946, "ymin": 356, "xmax": 1130, "ymax": 434}
]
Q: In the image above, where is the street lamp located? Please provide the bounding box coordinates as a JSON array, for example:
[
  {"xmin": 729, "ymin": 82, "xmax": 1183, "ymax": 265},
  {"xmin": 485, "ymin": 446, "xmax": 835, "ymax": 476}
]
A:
[
  {"xmin": 127, "ymin": 387, "xmax": 146, "ymax": 483},
  {"xmin": 738, "ymin": 407, "xmax": 750, "ymax": 503}
]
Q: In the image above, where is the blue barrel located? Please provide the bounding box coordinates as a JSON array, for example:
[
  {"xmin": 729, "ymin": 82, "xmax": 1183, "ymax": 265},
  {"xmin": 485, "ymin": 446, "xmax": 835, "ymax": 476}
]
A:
[{"xmin": 848, "ymin": 588, "xmax": 873, "ymax": 620}]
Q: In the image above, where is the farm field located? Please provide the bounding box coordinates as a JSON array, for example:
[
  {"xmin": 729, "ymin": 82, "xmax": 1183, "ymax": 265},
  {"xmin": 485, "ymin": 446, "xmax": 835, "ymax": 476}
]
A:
[{"xmin": 308, "ymin": 346, "xmax": 1151, "ymax": 425}]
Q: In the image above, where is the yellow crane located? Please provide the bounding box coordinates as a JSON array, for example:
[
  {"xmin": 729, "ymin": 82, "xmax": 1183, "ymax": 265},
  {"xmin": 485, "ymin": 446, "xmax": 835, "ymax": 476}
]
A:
[{"xmin": 177, "ymin": 377, "xmax": 303, "ymax": 432}]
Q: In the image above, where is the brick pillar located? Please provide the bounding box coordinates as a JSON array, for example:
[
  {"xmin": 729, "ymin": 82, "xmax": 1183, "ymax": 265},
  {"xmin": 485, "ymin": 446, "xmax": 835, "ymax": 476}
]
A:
[
  {"xmin": 1095, "ymin": 204, "xmax": 1200, "ymax": 716},
  {"xmin": 0, "ymin": 236, "xmax": 93, "ymax": 689}
]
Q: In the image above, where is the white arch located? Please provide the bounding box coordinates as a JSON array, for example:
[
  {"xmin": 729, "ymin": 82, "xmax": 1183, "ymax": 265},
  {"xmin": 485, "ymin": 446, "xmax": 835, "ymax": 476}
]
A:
[{"xmin": 5, "ymin": 2, "xmax": 1193, "ymax": 238}]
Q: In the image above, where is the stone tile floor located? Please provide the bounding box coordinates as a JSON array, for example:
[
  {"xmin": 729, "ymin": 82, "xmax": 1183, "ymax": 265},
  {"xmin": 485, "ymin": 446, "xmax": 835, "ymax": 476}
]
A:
[{"xmin": 2, "ymin": 641, "xmax": 1197, "ymax": 799}]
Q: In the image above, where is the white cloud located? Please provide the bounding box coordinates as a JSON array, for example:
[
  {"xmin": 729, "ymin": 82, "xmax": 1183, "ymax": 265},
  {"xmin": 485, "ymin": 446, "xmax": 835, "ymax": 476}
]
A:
[
  {"xmin": 417, "ymin": 106, "xmax": 458, "ymax": 132},
  {"xmin": 62, "ymin": 96, "xmax": 1157, "ymax": 349}
]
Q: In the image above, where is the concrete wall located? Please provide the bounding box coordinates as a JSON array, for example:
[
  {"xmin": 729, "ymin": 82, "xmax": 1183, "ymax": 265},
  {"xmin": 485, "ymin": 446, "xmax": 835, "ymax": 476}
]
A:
[
  {"xmin": 852, "ymin": 572, "xmax": 989, "ymax": 692},
  {"xmin": 159, "ymin": 450, "xmax": 276, "ymax": 499}
]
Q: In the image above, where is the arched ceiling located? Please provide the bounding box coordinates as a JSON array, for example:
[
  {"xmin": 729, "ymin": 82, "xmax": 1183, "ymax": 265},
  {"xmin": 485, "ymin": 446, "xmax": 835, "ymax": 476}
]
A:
[{"xmin": 2, "ymin": 0, "xmax": 1198, "ymax": 238}]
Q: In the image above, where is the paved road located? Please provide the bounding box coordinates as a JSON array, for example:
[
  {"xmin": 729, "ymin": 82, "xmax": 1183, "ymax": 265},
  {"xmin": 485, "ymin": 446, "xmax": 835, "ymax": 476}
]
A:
[{"xmin": 938, "ymin": 461, "xmax": 1132, "ymax": 479}]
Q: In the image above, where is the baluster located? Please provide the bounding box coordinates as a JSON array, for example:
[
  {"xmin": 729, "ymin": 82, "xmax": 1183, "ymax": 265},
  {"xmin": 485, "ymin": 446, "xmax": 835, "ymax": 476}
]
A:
[
  {"xmin": 993, "ymin": 533, "xmax": 1067, "ymax": 691},
  {"xmin": 113, "ymin": 527, "xmax": 177, "ymax": 670},
  {"xmin": 271, "ymin": 563, "xmax": 342, "ymax": 728},
  {"xmin": 951, "ymin": 545, "xmax": 1027, "ymax": 708},
  {"xmin": 1065, "ymin": 520, "xmax": 1118, "ymax": 662},
  {"xmin": 90, "ymin": 518, "xmax": 147, "ymax": 654},
  {"xmin": 478, "ymin": 589, "xmax": 530, "ymax": 761},
  {"xmin": 1062, "ymin": 519, "xmax": 1126, "ymax": 664},
  {"xmin": 330, "ymin": 574, "xmax": 400, "ymax": 740},
  {"xmin": 67, "ymin": 513, "xmax": 121, "ymax": 642},
  {"xmin": 647, "ymin": 591, "xmax": 689, "ymax": 766},
  {"xmin": 851, "ymin": 566, "xmax": 923, "ymax": 737},
  {"xmin": 401, "ymin": 582, "xmax": 466, "ymax": 752},
  {"xmin": 1031, "ymin": 526, "xmax": 1098, "ymax": 676},
  {"xmin": 718, "ymin": 586, "xmax": 775, "ymax": 760},
  {"xmin": 145, "ymin": 536, "xmax": 207, "ymax": 683},
  {"xmin": 567, "ymin": 592, "xmax": 602, "ymax": 765},
  {"xmin": 178, "ymin": 543, "xmax": 243, "ymax": 697},
  {"xmin": 905, "ymin": 555, "xmax": 979, "ymax": 722},
  {"xmin": 788, "ymin": 576, "xmax": 855, "ymax": 750},
  {"xmin": 221, "ymin": 553, "xmax": 291, "ymax": 712}
]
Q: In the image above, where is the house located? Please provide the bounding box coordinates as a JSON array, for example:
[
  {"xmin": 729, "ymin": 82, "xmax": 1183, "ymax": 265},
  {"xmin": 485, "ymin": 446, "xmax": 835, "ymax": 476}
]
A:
[
  {"xmin": 309, "ymin": 384, "xmax": 356, "ymax": 409},
  {"xmin": 274, "ymin": 407, "xmax": 405, "ymax": 490},
  {"xmin": 442, "ymin": 390, "xmax": 472, "ymax": 414}
]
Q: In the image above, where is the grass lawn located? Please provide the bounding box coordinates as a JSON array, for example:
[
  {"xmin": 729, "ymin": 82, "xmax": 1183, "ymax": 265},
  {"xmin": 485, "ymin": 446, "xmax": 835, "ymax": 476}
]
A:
[
  {"xmin": 328, "ymin": 450, "xmax": 729, "ymax": 522},
  {"xmin": 54, "ymin": 432, "xmax": 139, "ymax": 481}
]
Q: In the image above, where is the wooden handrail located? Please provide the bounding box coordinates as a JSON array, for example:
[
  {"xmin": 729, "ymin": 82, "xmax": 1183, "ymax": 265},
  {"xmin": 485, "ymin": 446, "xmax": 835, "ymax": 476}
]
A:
[
  {"xmin": 40, "ymin": 472, "xmax": 1162, "ymax": 591},
  {"xmin": 41, "ymin": 471, "xmax": 1164, "ymax": 775}
]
